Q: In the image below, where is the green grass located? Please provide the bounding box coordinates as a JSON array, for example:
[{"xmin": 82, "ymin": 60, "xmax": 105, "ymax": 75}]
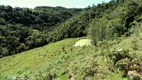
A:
[
  {"xmin": 0, "ymin": 38, "xmax": 79, "ymax": 72},
  {"xmin": 0, "ymin": 35, "xmax": 142, "ymax": 80},
  {"xmin": 0, "ymin": 37, "xmax": 95, "ymax": 79}
]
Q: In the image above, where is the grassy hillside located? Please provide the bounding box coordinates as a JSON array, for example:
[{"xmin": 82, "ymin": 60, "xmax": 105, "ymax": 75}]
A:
[
  {"xmin": 0, "ymin": 37, "xmax": 83, "ymax": 79},
  {"xmin": 0, "ymin": 32, "xmax": 142, "ymax": 80},
  {"xmin": 1, "ymin": 0, "xmax": 142, "ymax": 80}
]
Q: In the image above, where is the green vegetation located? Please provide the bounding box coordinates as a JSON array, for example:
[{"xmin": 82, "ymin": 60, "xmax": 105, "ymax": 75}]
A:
[
  {"xmin": 0, "ymin": 33, "xmax": 142, "ymax": 80},
  {"xmin": 0, "ymin": 6, "xmax": 82, "ymax": 57},
  {"xmin": 0, "ymin": 0, "xmax": 142, "ymax": 79},
  {"xmin": 88, "ymin": 0, "xmax": 142, "ymax": 45}
]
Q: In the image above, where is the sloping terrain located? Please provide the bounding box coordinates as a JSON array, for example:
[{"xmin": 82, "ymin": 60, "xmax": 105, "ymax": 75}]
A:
[
  {"xmin": 0, "ymin": 38, "xmax": 79, "ymax": 78},
  {"xmin": 0, "ymin": 0, "xmax": 142, "ymax": 80},
  {"xmin": 0, "ymin": 31, "xmax": 142, "ymax": 80}
]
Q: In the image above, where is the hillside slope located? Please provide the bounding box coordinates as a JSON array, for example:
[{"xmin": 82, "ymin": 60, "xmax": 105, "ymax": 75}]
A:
[
  {"xmin": 0, "ymin": 32, "xmax": 142, "ymax": 80},
  {"xmin": 1, "ymin": 0, "xmax": 142, "ymax": 80}
]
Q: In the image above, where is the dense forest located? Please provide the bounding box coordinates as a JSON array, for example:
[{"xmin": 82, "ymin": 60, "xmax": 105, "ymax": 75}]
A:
[{"xmin": 0, "ymin": 6, "xmax": 82, "ymax": 57}]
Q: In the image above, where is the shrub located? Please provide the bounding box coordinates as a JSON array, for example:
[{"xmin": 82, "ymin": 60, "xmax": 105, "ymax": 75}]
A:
[
  {"xmin": 88, "ymin": 17, "xmax": 125, "ymax": 45},
  {"xmin": 108, "ymin": 49, "xmax": 130, "ymax": 65},
  {"xmin": 88, "ymin": 17, "xmax": 109, "ymax": 45}
]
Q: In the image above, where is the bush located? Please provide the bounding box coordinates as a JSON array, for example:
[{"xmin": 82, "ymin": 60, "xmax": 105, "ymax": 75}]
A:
[
  {"xmin": 88, "ymin": 17, "xmax": 109, "ymax": 45},
  {"xmin": 88, "ymin": 17, "xmax": 125, "ymax": 45},
  {"xmin": 108, "ymin": 49, "xmax": 130, "ymax": 65},
  {"xmin": 1, "ymin": 47, "xmax": 9, "ymax": 56}
]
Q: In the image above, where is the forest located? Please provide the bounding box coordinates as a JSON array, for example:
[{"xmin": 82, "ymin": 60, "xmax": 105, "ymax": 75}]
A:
[
  {"xmin": 1, "ymin": 0, "xmax": 141, "ymax": 58},
  {"xmin": 0, "ymin": 0, "xmax": 142, "ymax": 79},
  {"xmin": 0, "ymin": 6, "xmax": 82, "ymax": 57}
]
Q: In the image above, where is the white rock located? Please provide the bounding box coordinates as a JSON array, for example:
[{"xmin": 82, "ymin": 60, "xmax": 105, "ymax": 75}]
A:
[{"xmin": 73, "ymin": 39, "xmax": 92, "ymax": 47}]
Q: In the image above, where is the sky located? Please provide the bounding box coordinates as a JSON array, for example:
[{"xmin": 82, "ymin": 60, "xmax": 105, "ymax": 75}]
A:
[{"xmin": 0, "ymin": 0, "xmax": 111, "ymax": 8}]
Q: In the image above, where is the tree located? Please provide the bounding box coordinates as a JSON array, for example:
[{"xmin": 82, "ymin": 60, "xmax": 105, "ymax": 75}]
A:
[
  {"xmin": 88, "ymin": 18, "xmax": 108, "ymax": 45},
  {"xmin": 1, "ymin": 47, "xmax": 9, "ymax": 56},
  {"xmin": 0, "ymin": 18, "xmax": 6, "ymax": 25}
]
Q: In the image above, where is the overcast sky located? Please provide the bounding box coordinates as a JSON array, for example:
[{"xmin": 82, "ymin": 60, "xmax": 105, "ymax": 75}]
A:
[{"xmin": 0, "ymin": 0, "xmax": 111, "ymax": 8}]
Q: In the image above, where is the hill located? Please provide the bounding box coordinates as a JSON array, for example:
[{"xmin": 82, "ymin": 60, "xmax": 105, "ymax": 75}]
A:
[
  {"xmin": 0, "ymin": 0, "xmax": 142, "ymax": 79},
  {"xmin": 0, "ymin": 31, "xmax": 142, "ymax": 80},
  {"xmin": 0, "ymin": 6, "xmax": 82, "ymax": 57}
]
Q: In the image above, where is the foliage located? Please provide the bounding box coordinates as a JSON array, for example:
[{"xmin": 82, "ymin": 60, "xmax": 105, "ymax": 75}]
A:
[
  {"xmin": 0, "ymin": 0, "xmax": 142, "ymax": 79},
  {"xmin": 0, "ymin": 5, "xmax": 82, "ymax": 57},
  {"xmin": 88, "ymin": 0, "xmax": 142, "ymax": 45},
  {"xmin": 1, "ymin": 35, "xmax": 142, "ymax": 80}
]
